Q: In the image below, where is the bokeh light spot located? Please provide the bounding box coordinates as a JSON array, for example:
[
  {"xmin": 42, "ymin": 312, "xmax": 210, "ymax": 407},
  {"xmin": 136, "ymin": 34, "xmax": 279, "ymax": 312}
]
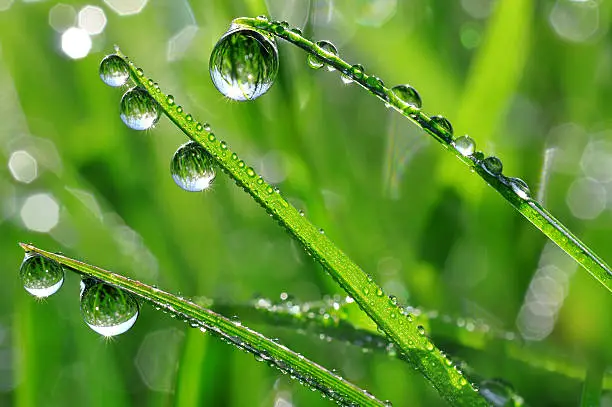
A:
[
  {"xmin": 20, "ymin": 193, "xmax": 59, "ymax": 232},
  {"xmin": 61, "ymin": 27, "xmax": 92, "ymax": 59},
  {"xmin": 566, "ymin": 177, "xmax": 606, "ymax": 220},
  {"xmin": 0, "ymin": 0, "xmax": 14, "ymax": 12},
  {"xmin": 549, "ymin": 0, "xmax": 600, "ymax": 43},
  {"xmin": 103, "ymin": 0, "xmax": 148, "ymax": 16},
  {"xmin": 78, "ymin": 5, "xmax": 107, "ymax": 35},
  {"xmin": 8, "ymin": 150, "xmax": 38, "ymax": 184},
  {"xmin": 48, "ymin": 3, "xmax": 76, "ymax": 33}
]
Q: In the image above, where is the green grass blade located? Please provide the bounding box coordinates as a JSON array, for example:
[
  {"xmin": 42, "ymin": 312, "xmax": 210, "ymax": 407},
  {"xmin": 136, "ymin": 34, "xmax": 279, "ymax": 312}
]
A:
[
  {"xmin": 112, "ymin": 49, "xmax": 486, "ymax": 406},
  {"xmin": 19, "ymin": 243, "xmax": 386, "ymax": 407},
  {"xmin": 580, "ymin": 363, "xmax": 604, "ymax": 407},
  {"xmin": 231, "ymin": 17, "xmax": 612, "ymax": 295}
]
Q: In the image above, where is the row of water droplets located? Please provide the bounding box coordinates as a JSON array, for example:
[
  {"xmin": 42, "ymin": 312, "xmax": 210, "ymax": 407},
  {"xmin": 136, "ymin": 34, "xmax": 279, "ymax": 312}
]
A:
[
  {"xmin": 19, "ymin": 252, "xmax": 139, "ymax": 337},
  {"xmin": 210, "ymin": 16, "xmax": 533, "ymax": 203}
]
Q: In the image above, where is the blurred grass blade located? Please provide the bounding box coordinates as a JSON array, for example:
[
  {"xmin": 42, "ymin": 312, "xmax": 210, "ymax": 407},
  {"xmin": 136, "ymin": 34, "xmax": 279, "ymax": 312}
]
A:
[
  {"xmin": 580, "ymin": 363, "xmax": 603, "ymax": 407},
  {"xmin": 19, "ymin": 243, "xmax": 387, "ymax": 407}
]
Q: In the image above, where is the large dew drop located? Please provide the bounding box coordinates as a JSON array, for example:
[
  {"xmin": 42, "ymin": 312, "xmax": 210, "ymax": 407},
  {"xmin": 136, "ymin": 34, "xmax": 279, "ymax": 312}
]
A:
[
  {"xmin": 120, "ymin": 86, "xmax": 160, "ymax": 130},
  {"xmin": 430, "ymin": 115, "xmax": 453, "ymax": 138},
  {"xmin": 307, "ymin": 41, "xmax": 338, "ymax": 71},
  {"xmin": 19, "ymin": 253, "xmax": 64, "ymax": 298},
  {"xmin": 80, "ymin": 279, "xmax": 139, "ymax": 337},
  {"xmin": 99, "ymin": 54, "xmax": 130, "ymax": 87},
  {"xmin": 391, "ymin": 84, "xmax": 422, "ymax": 109},
  {"xmin": 209, "ymin": 25, "xmax": 279, "ymax": 101},
  {"xmin": 171, "ymin": 141, "xmax": 216, "ymax": 192}
]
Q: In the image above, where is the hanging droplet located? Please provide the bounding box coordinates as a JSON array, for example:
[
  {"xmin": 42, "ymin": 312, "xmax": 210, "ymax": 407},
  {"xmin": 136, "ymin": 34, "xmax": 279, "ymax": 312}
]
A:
[
  {"xmin": 120, "ymin": 86, "xmax": 161, "ymax": 130},
  {"xmin": 482, "ymin": 156, "xmax": 503, "ymax": 176},
  {"xmin": 19, "ymin": 253, "xmax": 64, "ymax": 298},
  {"xmin": 209, "ymin": 26, "xmax": 279, "ymax": 101},
  {"xmin": 99, "ymin": 54, "xmax": 130, "ymax": 87},
  {"xmin": 508, "ymin": 177, "xmax": 531, "ymax": 200},
  {"xmin": 171, "ymin": 141, "xmax": 216, "ymax": 192},
  {"xmin": 80, "ymin": 279, "xmax": 139, "ymax": 337},
  {"xmin": 430, "ymin": 115, "xmax": 453, "ymax": 138},
  {"xmin": 307, "ymin": 40, "xmax": 338, "ymax": 70},
  {"xmin": 454, "ymin": 135, "xmax": 475, "ymax": 157},
  {"xmin": 479, "ymin": 379, "xmax": 523, "ymax": 407},
  {"xmin": 391, "ymin": 84, "xmax": 422, "ymax": 109}
]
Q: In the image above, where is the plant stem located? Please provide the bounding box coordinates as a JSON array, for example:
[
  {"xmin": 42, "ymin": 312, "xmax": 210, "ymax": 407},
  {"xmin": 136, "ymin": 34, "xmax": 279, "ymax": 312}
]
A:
[
  {"xmin": 114, "ymin": 49, "xmax": 486, "ymax": 405},
  {"xmin": 19, "ymin": 243, "xmax": 386, "ymax": 407},
  {"xmin": 580, "ymin": 362, "xmax": 604, "ymax": 407},
  {"xmin": 231, "ymin": 17, "xmax": 612, "ymax": 295}
]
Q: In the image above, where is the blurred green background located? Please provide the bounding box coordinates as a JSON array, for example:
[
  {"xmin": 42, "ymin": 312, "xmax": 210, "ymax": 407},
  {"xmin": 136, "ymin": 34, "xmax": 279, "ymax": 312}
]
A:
[{"xmin": 1, "ymin": 0, "xmax": 612, "ymax": 405}]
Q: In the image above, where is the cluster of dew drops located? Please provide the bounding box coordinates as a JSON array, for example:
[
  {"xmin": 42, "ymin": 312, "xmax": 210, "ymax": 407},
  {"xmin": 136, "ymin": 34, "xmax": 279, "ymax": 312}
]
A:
[{"xmin": 19, "ymin": 252, "xmax": 139, "ymax": 337}]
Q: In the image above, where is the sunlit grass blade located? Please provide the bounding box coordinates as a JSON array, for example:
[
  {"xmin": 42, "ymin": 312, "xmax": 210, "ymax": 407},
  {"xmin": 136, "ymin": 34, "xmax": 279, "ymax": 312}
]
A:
[
  {"xmin": 231, "ymin": 16, "xmax": 612, "ymax": 296},
  {"xmin": 19, "ymin": 243, "xmax": 387, "ymax": 407},
  {"xmin": 111, "ymin": 48, "xmax": 486, "ymax": 406},
  {"xmin": 580, "ymin": 363, "xmax": 604, "ymax": 407}
]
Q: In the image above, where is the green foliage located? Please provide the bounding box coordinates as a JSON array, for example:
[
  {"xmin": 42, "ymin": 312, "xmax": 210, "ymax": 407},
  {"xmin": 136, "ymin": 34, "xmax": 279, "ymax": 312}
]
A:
[{"xmin": 3, "ymin": 1, "xmax": 612, "ymax": 406}]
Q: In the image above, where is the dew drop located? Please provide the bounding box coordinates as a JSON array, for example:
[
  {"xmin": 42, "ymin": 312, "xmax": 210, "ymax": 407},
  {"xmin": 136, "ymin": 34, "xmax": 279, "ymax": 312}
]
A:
[
  {"xmin": 120, "ymin": 86, "xmax": 161, "ymax": 130},
  {"xmin": 185, "ymin": 114, "xmax": 193, "ymax": 122},
  {"xmin": 454, "ymin": 135, "xmax": 475, "ymax": 157},
  {"xmin": 365, "ymin": 76, "xmax": 387, "ymax": 99},
  {"xmin": 376, "ymin": 288, "xmax": 383, "ymax": 297},
  {"xmin": 210, "ymin": 26, "xmax": 279, "ymax": 101},
  {"xmin": 391, "ymin": 84, "xmax": 422, "ymax": 109},
  {"xmin": 417, "ymin": 325, "xmax": 425, "ymax": 335},
  {"xmin": 479, "ymin": 379, "xmax": 521, "ymax": 406},
  {"xmin": 80, "ymin": 279, "xmax": 139, "ymax": 337},
  {"xmin": 508, "ymin": 177, "xmax": 531, "ymax": 200},
  {"xmin": 290, "ymin": 27, "xmax": 303, "ymax": 36},
  {"xmin": 99, "ymin": 54, "xmax": 130, "ymax": 87},
  {"xmin": 19, "ymin": 253, "xmax": 64, "ymax": 298},
  {"xmin": 482, "ymin": 156, "xmax": 503, "ymax": 176},
  {"xmin": 307, "ymin": 40, "xmax": 338, "ymax": 70},
  {"xmin": 430, "ymin": 115, "xmax": 453, "ymax": 138},
  {"xmin": 171, "ymin": 141, "xmax": 216, "ymax": 192},
  {"xmin": 167, "ymin": 95, "xmax": 175, "ymax": 105},
  {"xmin": 246, "ymin": 167, "xmax": 256, "ymax": 177}
]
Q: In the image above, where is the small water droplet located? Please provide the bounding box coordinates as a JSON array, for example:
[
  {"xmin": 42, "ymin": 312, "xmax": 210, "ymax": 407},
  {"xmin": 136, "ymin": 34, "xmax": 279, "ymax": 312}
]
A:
[
  {"xmin": 171, "ymin": 141, "xmax": 216, "ymax": 192},
  {"xmin": 185, "ymin": 114, "xmax": 193, "ymax": 122},
  {"xmin": 231, "ymin": 153, "xmax": 238, "ymax": 160},
  {"xmin": 196, "ymin": 123, "xmax": 203, "ymax": 131},
  {"xmin": 365, "ymin": 75, "xmax": 387, "ymax": 99},
  {"xmin": 238, "ymin": 160, "xmax": 245, "ymax": 168},
  {"xmin": 256, "ymin": 15, "xmax": 268, "ymax": 21},
  {"xmin": 290, "ymin": 27, "xmax": 303, "ymax": 36},
  {"xmin": 391, "ymin": 84, "xmax": 422, "ymax": 109},
  {"xmin": 417, "ymin": 325, "xmax": 425, "ymax": 335},
  {"xmin": 136, "ymin": 68, "xmax": 144, "ymax": 76},
  {"xmin": 167, "ymin": 95, "xmax": 175, "ymax": 105},
  {"xmin": 482, "ymin": 156, "xmax": 503, "ymax": 176},
  {"xmin": 376, "ymin": 288, "xmax": 383, "ymax": 297},
  {"xmin": 307, "ymin": 40, "xmax": 338, "ymax": 70},
  {"xmin": 430, "ymin": 115, "xmax": 453, "ymax": 138},
  {"xmin": 246, "ymin": 167, "xmax": 255, "ymax": 177},
  {"xmin": 120, "ymin": 86, "xmax": 161, "ymax": 130},
  {"xmin": 479, "ymin": 379, "xmax": 521, "ymax": 406},
  {"xmin": 80, "ymin": 280, "xmax": 139, "ymax": 337},
  {"xmin": 176, "ymin": 106, "xmax": 183, "ymax": 114},
  {"xmin": 207, "ymin": 133, "xmax": 216, "ymax": 142},
  {"xmin": 454, "ymin": 135, "xmax": 475, "ymax": 157},
  {"xmin": 99, "ymin": 54, "xmax": 130, "ymax": 87},
  {"xmin": 508, "ymin": 177, "xmax": 531, "ymax": 200},
  {"xmin": 210, "ymin": 26, "xmax": 279, "ymax": 101},
  {"xmin": 19, "ymin": 254, "xmax": 64, "ymax": 298}
]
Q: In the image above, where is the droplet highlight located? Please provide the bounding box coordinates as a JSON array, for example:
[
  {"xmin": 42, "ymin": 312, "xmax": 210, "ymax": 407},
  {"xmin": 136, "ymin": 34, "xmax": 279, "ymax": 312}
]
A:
[
  {"xmin": 210, "ymin": 26, "xmax": 279, "ymax": 101},
  {"xmin": 80, "ymin": 279, "xmax": 139, "ymax": 337},
  {"xmin": 99, "ymin": 54, "xmax": 130, "ymax": 87},
  {"xmin": 120, "ymin": 86, "xmax": 161, "ymax": 130},
  {"xmin": 508, "ymin": 177, "xmax": 531, "ymax": 200},
  {"xmin": 454, "ymin": 135, "xmax": 475, "ymax": 157},
  {"xmin": 171, "ymin": 141, "xmax": 216, "ymax": 192},
  {"xmin": 19, "ymin": 253, "xmax": 64, "ymax": 298},
  {"xmin": 391, "ymin": 84, "xmax": 422, "ymax": 109}
]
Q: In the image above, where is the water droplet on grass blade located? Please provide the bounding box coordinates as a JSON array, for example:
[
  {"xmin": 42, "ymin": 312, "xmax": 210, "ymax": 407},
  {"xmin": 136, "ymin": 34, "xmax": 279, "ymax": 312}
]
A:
[
  {"xmin": 307, "ymin": 41, "xmax": 338, "ymax": 70},
  {"xmin": 479, "ymin": 379, "xmax": 522, "ymax": 406},
  {"xmin": 482, "ymin": 156, "xmax": 503, "ymax": 175},
  {"xmin": 210, "ymin": 26, "xmax": 279, "ymax": 101},
  {"xmin": 80, "ymin": 279, "xmax": 139, "ymax": 337},
  {"xmin": 99, "ymin": 54, "xmax": 130, "ymax": 87},
  {"xmin": 171, "ymin": 141, "xmax": 216, "ymax": 192},
  {"xmin": 19, "ymin": 253, "xmax": 64, "ymax": 298},
  {"xmin": 391, "ymin": 84, "xmax": 422, "ymax": 109},
  {"xmin": 508, "ymin": 177, "xmax": 531, "ymax": 200},
  {"xmin": 454, "ymin": 135, "xmax": 475, "ymax": 156},
  {"xmin": 430, "ymin": 115, "xmax": 453, "ymax": 138},
  {"xmin": 120, "ymin": 86, "xmax": 160, "ymax": 130}
]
